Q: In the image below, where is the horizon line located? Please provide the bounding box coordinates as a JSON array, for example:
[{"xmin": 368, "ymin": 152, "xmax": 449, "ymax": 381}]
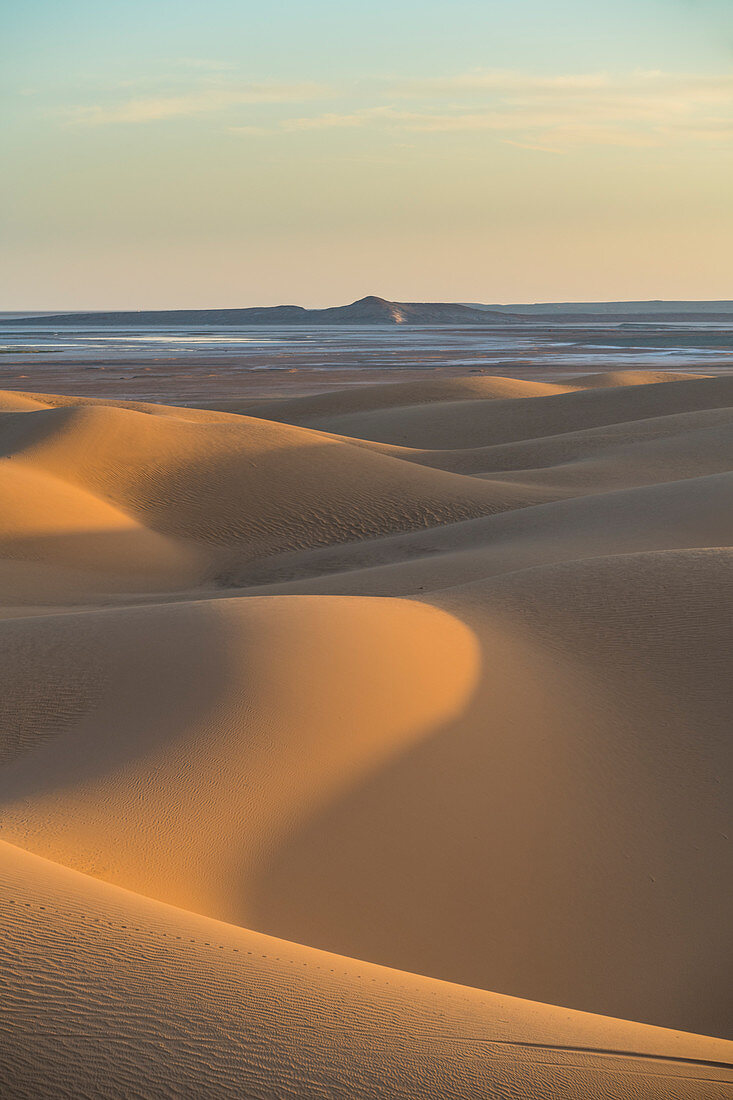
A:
[{"xmin": 4, "ymin": 295, "xmax": 733, "ymax": 315}]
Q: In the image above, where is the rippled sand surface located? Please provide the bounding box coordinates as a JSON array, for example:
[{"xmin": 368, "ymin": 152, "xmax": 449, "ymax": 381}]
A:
[{"xmin": 0, "ymin": 370, "xmax": 731, "ymax": 1098}]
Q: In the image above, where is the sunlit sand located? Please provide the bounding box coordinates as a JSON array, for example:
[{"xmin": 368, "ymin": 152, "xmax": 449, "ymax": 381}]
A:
[{"xmin": 1, "ymin": 370, "xmax": 731, "ymax": 1097}]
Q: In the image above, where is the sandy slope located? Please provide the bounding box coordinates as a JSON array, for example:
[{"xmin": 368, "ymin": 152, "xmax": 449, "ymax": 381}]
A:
[
  {"xmin": 0, "ymin": 369, "xmax": 731, "ymax": 1097},
  {"xmin": 287, "ymin": 374, "xmax": 733, "ymax": 448},
  {"xmin": 0, "ymin": 398, "xmax": 563, "ymax": 604},
  {"xmin": 2, "ymin": 840, "xmax": 731, "ymax": 1100}
]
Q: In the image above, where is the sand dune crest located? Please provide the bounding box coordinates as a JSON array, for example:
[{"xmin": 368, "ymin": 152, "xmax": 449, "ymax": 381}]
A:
[{"xmin": 0, "ymin": 371, "xmax": 731, "ymax": 1096}]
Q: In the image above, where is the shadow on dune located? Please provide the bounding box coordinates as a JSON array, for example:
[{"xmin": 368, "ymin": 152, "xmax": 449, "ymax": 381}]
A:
[
  {"xmin": 244, "ymin": 559, "xmax": 733, "ymax": 1040},
  {"xmin": 0, "ymin": 598, "xmax": 232, "ymax": 802},
  {"xmin": 0, "ymin": 527, "xmax": 209, "ymax": 597}
]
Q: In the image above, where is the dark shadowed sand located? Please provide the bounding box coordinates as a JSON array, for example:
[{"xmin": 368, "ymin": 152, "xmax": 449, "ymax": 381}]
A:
[{"xmin": 0, "ymin": 365, "xmax": 731, "ymax": 1098}]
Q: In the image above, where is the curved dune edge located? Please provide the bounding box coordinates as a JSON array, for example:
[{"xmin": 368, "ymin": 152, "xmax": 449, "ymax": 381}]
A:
[
  {"xmin": 0, "ymin": 372, "xmax": 730, "ymax": 606},
  {"xmin": 0, "ymin": 370, "xmax": 731, "ymax": 1096},
  {"xmin": 1, "ymin": 839, "xmax": 731, "ymax": 1099},
  {"xmin": 0, "ymin": 555, "xmax": 729, "ymax": 1043}
]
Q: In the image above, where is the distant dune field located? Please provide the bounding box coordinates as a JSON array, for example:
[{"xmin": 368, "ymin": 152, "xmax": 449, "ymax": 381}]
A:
[{"xmin": 0, "ymin": 370, "xmax": 731, "ymax": 1098}]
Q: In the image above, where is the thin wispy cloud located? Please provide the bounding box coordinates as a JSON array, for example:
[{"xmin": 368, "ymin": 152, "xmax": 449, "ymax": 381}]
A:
[
  {"xmin": 281, "ymin": 106, "xmax": 403, "ymax": 131},
  {"xmin": 394, "ymin": 70, "xmax": 617, "ymax": 95},
  {"xmin": 173, "ymin": 58, "xmax": 237, "ymax": 72},
  {"xmin": 57, "ymin": 67, "xmax": 733, "ymax": 149},
  {"xmin": 65, "ymin": 81, "xmax": 329, "ymax": 126},
  {"xmin": 394, "ymin": 68, "xmax": 733, "ymax": 100},
  {"xmin": 271, "ymin": 70, "xmax": 733, "ymax": 149}
]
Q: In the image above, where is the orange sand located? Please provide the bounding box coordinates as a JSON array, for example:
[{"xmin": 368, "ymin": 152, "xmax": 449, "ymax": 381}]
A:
[{"xmin": 0, "ymin": 371, "xmax": 731, "ymax": 1097}]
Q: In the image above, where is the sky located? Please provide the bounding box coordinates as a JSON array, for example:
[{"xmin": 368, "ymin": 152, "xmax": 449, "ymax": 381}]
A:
[{"xmin": 2, "ymin": 0, "xmax": 732, "ymax": 308}]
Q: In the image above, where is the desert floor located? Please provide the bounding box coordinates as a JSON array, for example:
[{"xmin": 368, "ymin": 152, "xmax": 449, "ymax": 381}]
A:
[{"xmin": 0, "ymin": 368, "xmax": 731, "ymax": 1098}]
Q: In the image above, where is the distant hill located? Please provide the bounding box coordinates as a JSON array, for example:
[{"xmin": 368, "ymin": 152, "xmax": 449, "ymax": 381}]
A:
[
  {"xmin": 4, "ymin": 296, "xmax": 519, "ymax": 327},
  {"xmin": 468, "ymin": 300, "xmax": 733, "ymax": 322},
  {"xmin": 8, "ymin": 296, "xmax": 732, "ymax": 326}
]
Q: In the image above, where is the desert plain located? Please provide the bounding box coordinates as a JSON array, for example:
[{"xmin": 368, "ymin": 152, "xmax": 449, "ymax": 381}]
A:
[{"xmin": 0, "ymin": 365, "xmax": 732, "ymax": 1097}]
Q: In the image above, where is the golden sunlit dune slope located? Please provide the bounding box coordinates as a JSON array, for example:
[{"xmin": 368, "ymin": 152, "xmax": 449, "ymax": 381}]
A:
[
  {"xmin": 2, "ymin": 839, "xmax": 731, "ymax": 1100},
  {"xmin": 0, "ymin": 370, "xmax": 731, "ymax": 1098}
]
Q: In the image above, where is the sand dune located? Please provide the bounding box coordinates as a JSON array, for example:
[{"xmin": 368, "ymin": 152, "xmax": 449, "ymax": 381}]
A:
[
  {"xmin": 0, "ymin": 370, "xmax": 731, "ymax": 1096},
  {"xmin": 202, "ymin": 370, "xmax": 710, "ymax": 424},
  {"xmin": 280, "ymin": 374, "xmax": 733, "ymax": 448},
  {"xmin": 2, "ymin": 839, "xmax": 731, "ymax": 1100},
  {"xmin": 571, "ymin": 369, "xmax": 711, "ymax": 387},
  {"xmin": 355, "ymin": 404, "xmax": 733, "ymax": 475},
  {"xmin": 241, "ymin": 469, "xmax": 733, "ymax": 595},
  {"xmin": 0, "ymin": 397, "xmax": 564, "ymax": 604}
]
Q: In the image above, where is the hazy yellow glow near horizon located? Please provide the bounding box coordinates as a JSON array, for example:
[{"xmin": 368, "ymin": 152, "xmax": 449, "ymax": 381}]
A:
[{"xmin": 2, "ymin": 0, "xmax": 732, "ymax": 308}]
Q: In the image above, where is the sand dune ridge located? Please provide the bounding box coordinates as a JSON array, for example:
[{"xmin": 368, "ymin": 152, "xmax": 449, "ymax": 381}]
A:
[{"xmin": 0, "ymin": 370, "xmax": 731, "ymax": 1097}]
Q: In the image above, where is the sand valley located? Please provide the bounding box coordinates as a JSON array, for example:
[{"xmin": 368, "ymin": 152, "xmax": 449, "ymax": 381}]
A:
[{"xmin": 0, "ymin": 368, "xmax": 731, "ymax": 1097}]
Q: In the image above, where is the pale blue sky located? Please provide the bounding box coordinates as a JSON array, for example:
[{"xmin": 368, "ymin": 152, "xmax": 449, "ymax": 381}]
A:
[{"xmin": 2, "ymin": 0, "xmax": 732, "ymax": 307}]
